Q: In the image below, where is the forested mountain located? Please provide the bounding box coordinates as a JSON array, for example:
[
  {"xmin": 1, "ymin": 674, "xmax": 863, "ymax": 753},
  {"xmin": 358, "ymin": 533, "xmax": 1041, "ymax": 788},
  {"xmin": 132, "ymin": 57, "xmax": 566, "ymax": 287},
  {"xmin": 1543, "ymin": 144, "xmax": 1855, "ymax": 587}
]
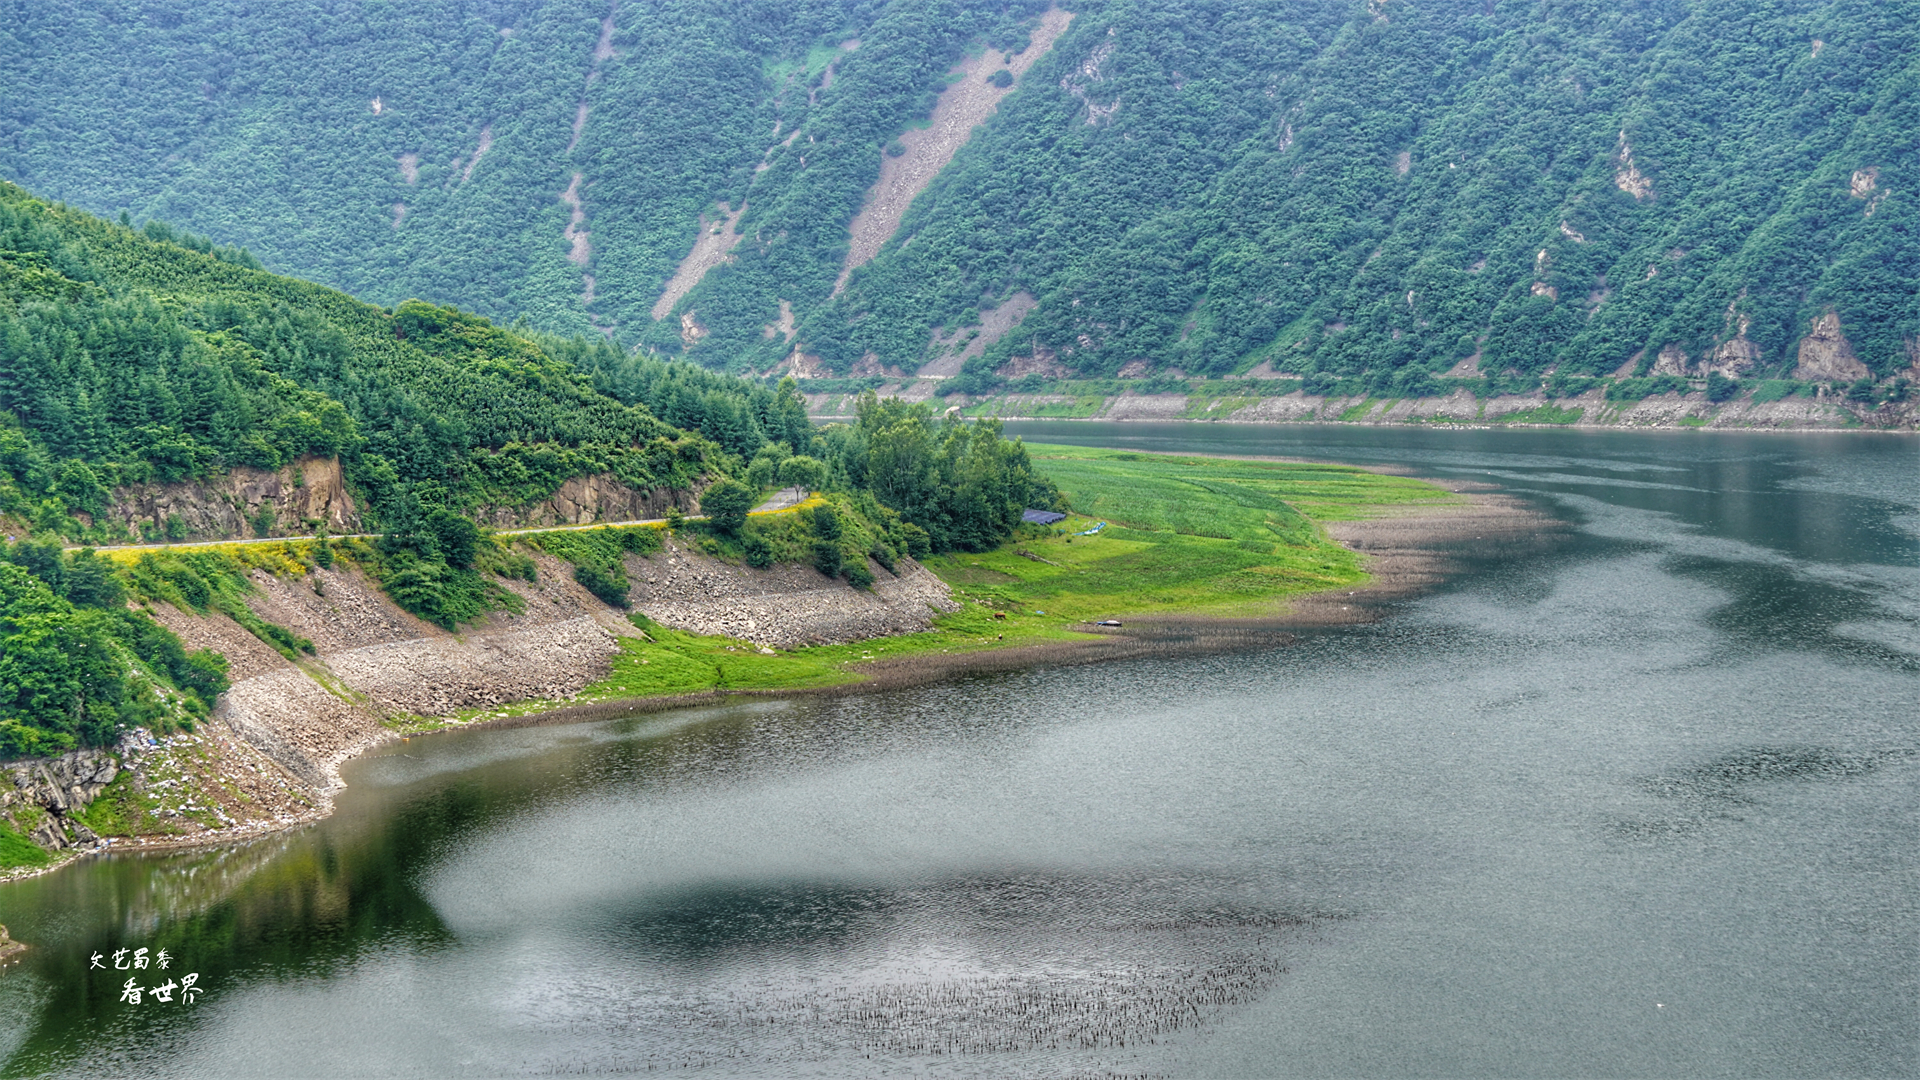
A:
[
  {"xmin": 0, "ymin": 182, "xmax": 1056, "ymax": 754},
  {"xmin": 0, "ymin": 179, "xmax": 1054, "ymax": 545},
  {"xmin": 4, "ymin": 0, "xmax": 1915, "ymax": 390}
]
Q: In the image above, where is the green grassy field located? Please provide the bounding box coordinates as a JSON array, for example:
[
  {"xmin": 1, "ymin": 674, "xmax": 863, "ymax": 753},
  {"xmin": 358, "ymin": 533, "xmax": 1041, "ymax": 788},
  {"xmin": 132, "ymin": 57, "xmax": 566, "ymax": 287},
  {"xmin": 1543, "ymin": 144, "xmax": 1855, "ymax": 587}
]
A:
[{"xmin": 926, "ymin": 444, "xmax": 1456, "ymax": 620}]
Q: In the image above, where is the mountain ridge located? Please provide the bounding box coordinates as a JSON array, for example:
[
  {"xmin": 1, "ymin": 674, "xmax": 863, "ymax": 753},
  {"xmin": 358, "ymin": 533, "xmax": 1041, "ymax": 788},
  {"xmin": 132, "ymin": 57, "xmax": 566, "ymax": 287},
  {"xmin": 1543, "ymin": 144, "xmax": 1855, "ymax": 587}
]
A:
[{"xmin": 3, "ymin": 0, "xmax": 1914, "ymax": 391}]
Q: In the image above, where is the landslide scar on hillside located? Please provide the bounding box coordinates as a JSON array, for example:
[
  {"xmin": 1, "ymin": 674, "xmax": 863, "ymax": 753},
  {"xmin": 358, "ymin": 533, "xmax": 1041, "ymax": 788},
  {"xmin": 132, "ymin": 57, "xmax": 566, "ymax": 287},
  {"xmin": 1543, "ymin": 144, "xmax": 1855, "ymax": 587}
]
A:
[
  {"xmin": 834, "ymin": 7, "xmax": 1074, "ymax": 295},
  {"xmin": 651, "ymin": 201, "xmax": 747, "ymax": 320},
  {"xmin": 920, "ymin": 290, "xmax": 1036, "ymax": 377},
  {"xmin": 560, "ymin": 173, "xmax": 591, "ymax": 266}
]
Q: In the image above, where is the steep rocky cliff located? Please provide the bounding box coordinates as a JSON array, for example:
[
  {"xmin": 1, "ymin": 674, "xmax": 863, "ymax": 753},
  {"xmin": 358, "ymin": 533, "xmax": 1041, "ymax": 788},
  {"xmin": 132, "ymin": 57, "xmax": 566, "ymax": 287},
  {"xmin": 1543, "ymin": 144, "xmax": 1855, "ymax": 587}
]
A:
[
  {"xmin": 104, "ymin": 456, "xmax": 360, "ymax": 542},
  {"xmin": 2, "ymin": 747, "xmax": 121, "ymax": 850}
]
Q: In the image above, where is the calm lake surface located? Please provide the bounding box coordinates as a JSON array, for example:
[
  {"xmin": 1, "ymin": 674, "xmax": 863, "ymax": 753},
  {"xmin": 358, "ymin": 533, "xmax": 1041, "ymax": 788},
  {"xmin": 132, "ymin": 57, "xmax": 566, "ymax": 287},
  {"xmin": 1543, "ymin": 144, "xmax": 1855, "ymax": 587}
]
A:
[{"xmin": 1, "ymin": 424, "xmax": 1914, "ymax": 1078}]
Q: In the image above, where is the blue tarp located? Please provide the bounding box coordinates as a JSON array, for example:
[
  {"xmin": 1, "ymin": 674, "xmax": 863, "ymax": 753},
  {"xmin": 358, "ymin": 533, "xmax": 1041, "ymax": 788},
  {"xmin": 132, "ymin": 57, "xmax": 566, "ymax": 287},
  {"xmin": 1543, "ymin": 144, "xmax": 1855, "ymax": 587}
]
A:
[{"xmin": 1022, "ymin": 509, "xmax": 1067, "ymax": 525}]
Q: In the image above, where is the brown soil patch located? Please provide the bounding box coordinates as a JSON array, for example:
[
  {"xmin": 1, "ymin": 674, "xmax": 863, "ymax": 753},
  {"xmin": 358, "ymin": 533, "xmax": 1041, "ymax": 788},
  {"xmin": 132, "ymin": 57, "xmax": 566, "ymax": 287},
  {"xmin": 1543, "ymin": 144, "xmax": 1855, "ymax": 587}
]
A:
[{"xmin": 835, "ymin": 8, "xmax": 1074, "ymax": 294}]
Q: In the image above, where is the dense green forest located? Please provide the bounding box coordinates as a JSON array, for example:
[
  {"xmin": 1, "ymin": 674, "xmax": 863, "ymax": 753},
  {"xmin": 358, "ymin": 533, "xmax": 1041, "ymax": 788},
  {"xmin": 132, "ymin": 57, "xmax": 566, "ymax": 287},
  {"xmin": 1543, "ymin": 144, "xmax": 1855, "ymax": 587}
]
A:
[
  {"xmin": 4, "ymin": 0, "xmax": 1914, "ymax": 389},
  {"xmin": 0, "ymin": 183, "xmax": 1057, "ymax": 756}
]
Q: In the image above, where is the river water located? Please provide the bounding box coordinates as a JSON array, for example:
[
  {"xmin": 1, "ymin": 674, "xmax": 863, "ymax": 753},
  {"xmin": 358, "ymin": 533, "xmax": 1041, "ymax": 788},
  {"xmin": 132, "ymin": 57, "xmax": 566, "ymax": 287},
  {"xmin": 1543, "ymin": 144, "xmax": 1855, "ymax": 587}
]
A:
[{"xmin": 1, "ymin": 424, "xmax": 1914, "ymax": 1078}]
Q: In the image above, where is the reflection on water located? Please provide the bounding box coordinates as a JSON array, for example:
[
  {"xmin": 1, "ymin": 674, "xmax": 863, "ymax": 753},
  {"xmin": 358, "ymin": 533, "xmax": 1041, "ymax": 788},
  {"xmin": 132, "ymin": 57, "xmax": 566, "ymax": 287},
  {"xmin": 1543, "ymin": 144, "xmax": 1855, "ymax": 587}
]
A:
[{"xmin": 1, "ymin": 425, "xmax": 1915, "ymax": 1078}]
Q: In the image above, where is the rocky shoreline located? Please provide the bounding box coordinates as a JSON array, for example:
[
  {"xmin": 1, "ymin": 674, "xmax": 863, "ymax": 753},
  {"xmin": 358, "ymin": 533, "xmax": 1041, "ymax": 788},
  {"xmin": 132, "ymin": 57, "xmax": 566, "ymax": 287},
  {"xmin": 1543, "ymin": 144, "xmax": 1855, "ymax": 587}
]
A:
[
  {"xmin": 0, "ymin": 538, "xmax": 971, "ymax": 881},
  {"xmin": 806, "ymin": 385, "xmax": 1918, "ymax": 431}
]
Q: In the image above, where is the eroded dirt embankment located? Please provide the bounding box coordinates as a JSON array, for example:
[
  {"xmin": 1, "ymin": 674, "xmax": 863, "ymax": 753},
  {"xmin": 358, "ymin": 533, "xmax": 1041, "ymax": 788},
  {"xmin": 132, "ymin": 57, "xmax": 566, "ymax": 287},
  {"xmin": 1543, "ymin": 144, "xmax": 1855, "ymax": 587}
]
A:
[{"xmin": 184, "ymin": 543, "xmax": 959, "ymax": 798}]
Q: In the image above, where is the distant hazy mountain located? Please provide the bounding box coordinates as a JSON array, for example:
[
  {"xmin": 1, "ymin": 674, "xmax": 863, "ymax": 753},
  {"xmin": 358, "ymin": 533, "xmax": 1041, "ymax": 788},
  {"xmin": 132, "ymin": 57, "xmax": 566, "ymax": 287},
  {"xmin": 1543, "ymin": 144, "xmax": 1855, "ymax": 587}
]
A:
[{"xmin": 5, "ymin": 0, "xmax": 1914, "ymax": 389}]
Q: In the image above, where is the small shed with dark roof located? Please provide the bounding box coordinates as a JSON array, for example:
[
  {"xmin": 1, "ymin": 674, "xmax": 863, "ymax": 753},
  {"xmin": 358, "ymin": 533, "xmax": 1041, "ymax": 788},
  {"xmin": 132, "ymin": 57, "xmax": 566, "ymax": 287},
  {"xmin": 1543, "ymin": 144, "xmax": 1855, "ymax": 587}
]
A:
[{"xmin": 1021, "ymin": 509, "xmax": 1067, "ymax": 526}]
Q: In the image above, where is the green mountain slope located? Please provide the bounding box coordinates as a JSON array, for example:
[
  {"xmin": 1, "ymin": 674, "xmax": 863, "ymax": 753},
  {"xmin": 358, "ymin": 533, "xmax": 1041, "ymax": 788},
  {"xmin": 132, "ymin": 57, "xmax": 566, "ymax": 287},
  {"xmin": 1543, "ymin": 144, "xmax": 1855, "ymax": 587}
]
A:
[
  {"xmin": 4, "ymin": 0, "xmax": 1914, "ymax": 387},
  {"xmin": 0, "ymin": 181, "xmax": 1058, "ymax": 756},
  {"xmin": 0, "ymin": 181, "xmax": 710, "ymax": 535}
]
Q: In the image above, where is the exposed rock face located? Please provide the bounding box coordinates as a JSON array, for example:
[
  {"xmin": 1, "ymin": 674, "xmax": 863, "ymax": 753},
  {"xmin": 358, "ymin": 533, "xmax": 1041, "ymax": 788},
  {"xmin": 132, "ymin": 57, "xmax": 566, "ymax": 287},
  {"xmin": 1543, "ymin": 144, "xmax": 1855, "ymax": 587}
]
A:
[
  {"xmin": 679, "ymin": 309, "xmax": 707, "ymax": 347},
  {"xmin": 1705, "ymin": 332, "xmax": 1762, "ymax": 377},
  {"xmin": 920, "ymin": 292, "xmax": 1037, "ymax": 378},
  {"xmin": 2, "ymin": 746, "xmax": 121, "ymax": 849},
  {"xmin": 1615, "ymin": 132, "xmax": 1653, "ymax": 199},
  {"xmin": 629, "ymin": 540, "xmax": 959, "ymax": 648},
  {"xmin": 996, "ymin": 344, "xmax": 1073, "ymax": 379},
  {"xmin": 1849, "ymin": 167, "xmax": 1887, "ymax": 215},
  {"xmin": 850, "ymin": 352, "xmax": 906, "ymax": 377},
  {"xmin": 1650, "ymin": 342, "xmax": 1692, "ymax": 376},
  {"xmin": 776, "ymin": 351, "xmax": 827, "ymax": 378},
  {"xmin": 478, "ymin": 475, "xmax": 697, "ymax": 528},
  {"xmin": 1795, "ymin": 312, "xmax": 1871, "ymax": 381},
  {"xmin": 104, "ymin": 455, "xmax": 358, "ymax": 541}
]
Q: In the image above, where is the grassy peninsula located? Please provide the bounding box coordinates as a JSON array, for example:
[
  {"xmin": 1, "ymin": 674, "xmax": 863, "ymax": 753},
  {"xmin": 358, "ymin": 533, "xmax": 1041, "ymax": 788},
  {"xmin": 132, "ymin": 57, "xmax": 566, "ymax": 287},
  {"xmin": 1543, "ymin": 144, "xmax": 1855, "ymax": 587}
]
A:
[{"xmin": 416, "ymin": 445, "xmax": 1458, "ymax": 730}]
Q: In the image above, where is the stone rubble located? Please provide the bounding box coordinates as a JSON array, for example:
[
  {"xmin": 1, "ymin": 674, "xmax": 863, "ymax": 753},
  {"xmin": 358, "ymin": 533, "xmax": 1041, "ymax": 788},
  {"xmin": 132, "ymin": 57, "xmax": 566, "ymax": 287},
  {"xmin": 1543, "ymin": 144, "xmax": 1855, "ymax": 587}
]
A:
[{"xmin": 630, "ymin": 541, "xmax": 960, "ymax": 648}]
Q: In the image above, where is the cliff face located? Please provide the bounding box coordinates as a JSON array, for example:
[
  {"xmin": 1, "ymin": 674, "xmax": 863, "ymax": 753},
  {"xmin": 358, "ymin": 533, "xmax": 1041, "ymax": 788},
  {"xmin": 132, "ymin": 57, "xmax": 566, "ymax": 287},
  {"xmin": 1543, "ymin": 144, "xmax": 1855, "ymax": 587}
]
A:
[
  {"xmin": 477, "ymin": 474, "xmax": 699, "ymax": 529},
  {"xmin": 2, "ymin": 747, "xmax": 120, "ymax": 850},
  {"xmin": 104, "ymin": 455, "xmax": 360, "ymax": 541},
  {"xmin": 1794, "ymin": 313, "xmax": 1873, "ymax": 382}
]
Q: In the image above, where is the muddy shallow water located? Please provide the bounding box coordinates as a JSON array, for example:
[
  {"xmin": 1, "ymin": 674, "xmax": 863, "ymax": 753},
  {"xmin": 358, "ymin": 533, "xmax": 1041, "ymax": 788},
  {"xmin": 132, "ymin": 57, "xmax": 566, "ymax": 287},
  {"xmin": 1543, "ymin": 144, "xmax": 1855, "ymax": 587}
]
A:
[{"xmin": 0, "ymin": 424, "xmax": 1914, "ymax": 1077}]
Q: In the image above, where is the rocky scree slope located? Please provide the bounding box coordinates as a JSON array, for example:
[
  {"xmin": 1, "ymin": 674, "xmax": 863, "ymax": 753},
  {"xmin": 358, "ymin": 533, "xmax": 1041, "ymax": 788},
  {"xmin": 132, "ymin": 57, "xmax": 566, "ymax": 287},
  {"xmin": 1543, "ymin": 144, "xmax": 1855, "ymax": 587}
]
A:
[{"xmin": 3, "ymin": 543, "xmax": 960, "ymax": 872}]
